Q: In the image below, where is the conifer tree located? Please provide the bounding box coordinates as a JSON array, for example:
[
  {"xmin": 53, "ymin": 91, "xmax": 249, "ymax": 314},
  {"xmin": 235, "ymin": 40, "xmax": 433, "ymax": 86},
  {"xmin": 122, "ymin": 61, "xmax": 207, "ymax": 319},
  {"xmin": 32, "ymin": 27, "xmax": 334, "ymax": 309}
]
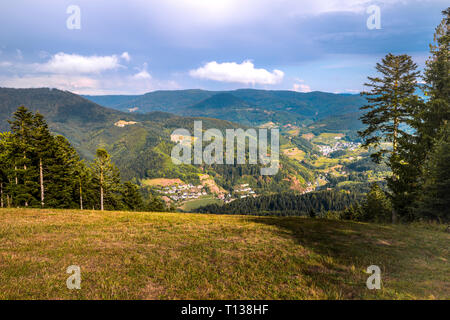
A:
[
  {"xmin": 0, "ymin": 133, "xmax": 12, "ymax": 208},
  {"xmin": 359, "ymin": 54, "xmax": 421, "ymax": 222},
  {"xmin": 420, "ymin": 7, "xmax": 450, "ymax": 151},
  {"xmin": 45, "ymin": 136, "xmax": 80, "ymax": 208},
  {"xmin": 121, "ymin": 181, "xmax": 145, "ymax": 211},
  {"xmin": 32, "ymin": 112, "xmax": 54, "ymax": 208},
  {"xmin": 362, "ymin": 183, "xmax": 392, "ymax": 222},
  {"xmin": 414, "ymin": 123, "xmax": 450, "ymax": 222},
  {"xmin": 405, "ymin": 8, "xmax": 449, "ymax": 220},
  {"xmin": 8, "ymin": 106, "xmax": 39, "ymax": 207},
  {"xmin": 93, "ymin": 148, "xmax": 121, "ymax": 211}
]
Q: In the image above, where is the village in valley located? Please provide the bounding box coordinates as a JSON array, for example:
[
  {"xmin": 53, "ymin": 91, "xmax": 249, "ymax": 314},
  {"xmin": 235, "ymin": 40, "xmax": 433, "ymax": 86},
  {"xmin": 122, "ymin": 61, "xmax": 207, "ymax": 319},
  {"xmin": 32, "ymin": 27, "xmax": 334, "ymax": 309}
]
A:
[
  {"xmin": 317, "ymin": 140, "xmax": 362, "ymax": 157},
  {"xmin": 144, "ymin": 128, "xmax": 369, "ymax": 211},
  {"xmin": 148, "ymin": 180, "xmax": 258, "ymax": 211}
]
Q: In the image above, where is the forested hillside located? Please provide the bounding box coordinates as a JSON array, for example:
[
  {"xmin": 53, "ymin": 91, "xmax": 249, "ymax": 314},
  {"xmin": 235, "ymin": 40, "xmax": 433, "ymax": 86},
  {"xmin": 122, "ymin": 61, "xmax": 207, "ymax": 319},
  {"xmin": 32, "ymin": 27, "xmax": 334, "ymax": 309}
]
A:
[
  {"xmin": 83, "ymin": 89, "xmax": 368, "ymax": 130},
  {"xmin": 195, "ymin": 190, "xmax": 363, "ymax": 216},
  {"xmin": 0, "ymin": 97, "xmax": 317, "ymax": 200}
]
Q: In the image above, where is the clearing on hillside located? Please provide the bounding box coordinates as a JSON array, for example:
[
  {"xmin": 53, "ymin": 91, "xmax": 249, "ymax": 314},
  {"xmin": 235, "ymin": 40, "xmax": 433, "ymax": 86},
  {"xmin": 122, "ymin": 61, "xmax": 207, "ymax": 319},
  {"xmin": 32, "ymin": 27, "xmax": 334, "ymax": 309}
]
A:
[{"xmin": 0, "ymin": 209, "xmax": 448, "ymax": 300}]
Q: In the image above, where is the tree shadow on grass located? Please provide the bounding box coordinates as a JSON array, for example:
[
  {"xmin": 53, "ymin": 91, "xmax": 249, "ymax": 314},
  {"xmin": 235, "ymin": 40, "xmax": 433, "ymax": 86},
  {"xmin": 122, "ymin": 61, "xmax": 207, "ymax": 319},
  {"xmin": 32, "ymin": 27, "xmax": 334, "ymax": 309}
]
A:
[{"xmin": 245, "ymin": 216, "xmax": 429, "ymax": 299}]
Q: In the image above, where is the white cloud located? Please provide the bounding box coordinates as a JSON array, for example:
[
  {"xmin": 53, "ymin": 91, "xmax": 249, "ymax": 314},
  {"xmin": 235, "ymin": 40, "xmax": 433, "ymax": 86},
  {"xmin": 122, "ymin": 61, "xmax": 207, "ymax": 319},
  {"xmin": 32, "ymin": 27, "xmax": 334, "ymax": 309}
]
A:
[
  {"xmin": 0, "ymin": 74, "xmax": 100, "ymax": 91},
  {"xmin": 0, "ymin": 72, "xmax": 178, "ymax": 95},
  {"xmin": 133, "ymin": 63, "xmax": 152, "ymax": 79},
  {"xmin": 37, "ymin": 52, "xmax": 121, "ymax": 74},
  {"xmin": 190, "ymin": 60, "xmax": 284, "ymax": 85},
  {"xmin": 292, "ymin": 79, "xmax": 312, "ymax": 92},
  {"xmin": 121, "ymin": 52, "xmax": 131, "ymax": 62}
]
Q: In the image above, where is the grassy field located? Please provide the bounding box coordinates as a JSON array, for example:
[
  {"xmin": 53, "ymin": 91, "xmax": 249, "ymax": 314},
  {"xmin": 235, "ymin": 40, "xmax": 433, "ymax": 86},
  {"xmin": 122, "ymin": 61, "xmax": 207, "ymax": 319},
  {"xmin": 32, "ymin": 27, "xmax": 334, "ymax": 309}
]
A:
[
  {"xmin": 282, "ymin": 147, "xmax": 306, "ymax": 161},
  {"xmin": 311, "ymin": 132, "xmax": 345, "ymax": 145},
  {"xmin": 179, "ymin": 197, "xmax": 223, "ymax": 211},
  {"xmin": 0, "ymin": 208, "xmax": 448, "ymax": 300}
]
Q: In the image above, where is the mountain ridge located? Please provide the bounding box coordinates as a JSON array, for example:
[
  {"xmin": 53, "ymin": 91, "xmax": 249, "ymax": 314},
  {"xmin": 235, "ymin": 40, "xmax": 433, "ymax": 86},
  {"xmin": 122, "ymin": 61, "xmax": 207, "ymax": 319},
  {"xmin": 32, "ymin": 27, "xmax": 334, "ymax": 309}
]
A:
[{"xmin": 83, "ymin": 88, "xmax": 367, "ymax": 129}]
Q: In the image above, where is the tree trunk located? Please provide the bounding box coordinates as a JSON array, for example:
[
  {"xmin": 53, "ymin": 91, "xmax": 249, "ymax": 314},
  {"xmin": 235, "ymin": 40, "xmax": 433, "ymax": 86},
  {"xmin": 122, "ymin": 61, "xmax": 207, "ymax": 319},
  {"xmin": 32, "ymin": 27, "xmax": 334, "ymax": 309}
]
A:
[
  {"xmin": 79, "ymin": 178, "xmax": 83, "ymax": 210},
  {"xmin": 392, "ymin": 209, "xmax": 398, "ymax": 224},
  {"xmin": 393, "ymin": 117, "xmax": 399, "ymax": 153},
  {"xmin": 393, "ymin": 80, "xmax": 399, "ymax": 154},
  {"xmin": 39, "ymin": 158, "xmax": 44, "ymax": 208},
  {"xmin": 100, "ymin": 168, "xmax": 104, "ymax": 211},
  {"xmin": 7, "ymin": 194, "xmax": 10, "ymax": 208},
  {"xmin": 0, "ymin": 182, "xmax": 3, "ymax": 208},
  {"xmin": 15, "ymin": 166, "xmax": 18, "ymax": 185},
  {"xmin": 23, "ymin": 155, "xmax": 28, "ymax": 207}
]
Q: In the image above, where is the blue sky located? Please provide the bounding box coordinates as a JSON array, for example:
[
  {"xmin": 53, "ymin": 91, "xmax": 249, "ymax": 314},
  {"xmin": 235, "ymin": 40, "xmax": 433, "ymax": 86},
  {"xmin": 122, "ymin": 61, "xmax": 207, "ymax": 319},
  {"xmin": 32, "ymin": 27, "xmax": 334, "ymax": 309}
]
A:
[{"xmin": 0, "ymin": 0, "xmax": 447, "ymax": 95}]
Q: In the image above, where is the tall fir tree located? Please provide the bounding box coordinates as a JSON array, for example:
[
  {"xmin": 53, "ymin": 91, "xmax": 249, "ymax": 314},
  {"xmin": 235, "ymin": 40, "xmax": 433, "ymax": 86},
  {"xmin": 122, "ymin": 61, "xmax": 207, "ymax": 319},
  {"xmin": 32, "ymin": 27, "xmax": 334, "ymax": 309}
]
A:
[
  {"xmin": 405, "ymin": 8, "xmax": 449, "ymax": 220},
  {"xmin": 359, "ymin": 54, "xmax": 421, "ymax": 222},
  {"xmin": 45, "ymin": 135, "xmax": 80, "ymax": 208},
  {"xmin": 8, "ymin": 106, "xmax": 39, "ymax": 207},
  {"xmin": 32, "ymin": 112, "xmax": 55, "ymax": 208},
  {"xmin": 414, "ymin": 123, "xmax": 450, "ymax": 222},
  {"xmin": 0, "ymin": 132, "xmax": 14, "ymax": 208},
  {"xmin": 420, "ymin": 7, "xmax": 450, "ymax": 151}
]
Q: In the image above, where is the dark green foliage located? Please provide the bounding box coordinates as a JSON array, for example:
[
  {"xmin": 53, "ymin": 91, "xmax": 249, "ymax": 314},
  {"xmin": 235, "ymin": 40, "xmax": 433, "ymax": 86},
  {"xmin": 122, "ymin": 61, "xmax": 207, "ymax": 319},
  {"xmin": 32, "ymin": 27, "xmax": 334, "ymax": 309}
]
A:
[
  {"xmin": 359, "ymin": 54, "xmax": 420, "ymax": 164},
  {"xmin": 413, "ymin": 123, "xmax": 450, "ymax": 222},
  {"xmin": 195, "ymin": 190, "xmax": 363, "ymax": 216},
  {"xmin": 147, "ymin": 197, "xmax": 167, "ymax": 212},
  {"xmin": 44, "ymin": 136, "xmax": 81, "ymax": 208},
  {"xmin": 355, "ymin": 8, "xmax": 449, "ymax": 223},
  {"xmin": 361, "ymin": 183, "xmax": 392, "ymax": 222},
  {"xmin": 121, "ymin": 182, "xmax": 146, "ymax": 211},
  {"xmin": 419, "ymin": 8, "xmax": 450, "ymax": 153},
  {"xmin": 359, "ymin": 53, "xmax": 422, "ymax": 220},
  {"xmin": 329, "ymin": 150, "xmax": 347, "ymax": 159},
  {"xmin": 0, "ymin": 106, "xmax": 152, "ymax": 212},
  {"xmin": 407, "ymin": 8, "xmax": 449, "ymax": 222}
]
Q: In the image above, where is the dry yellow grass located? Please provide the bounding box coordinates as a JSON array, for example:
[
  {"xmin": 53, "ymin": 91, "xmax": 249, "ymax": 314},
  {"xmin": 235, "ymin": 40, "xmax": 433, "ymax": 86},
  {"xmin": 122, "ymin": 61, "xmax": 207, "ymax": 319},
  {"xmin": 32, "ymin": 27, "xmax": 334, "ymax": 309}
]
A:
[
  {"xmin": 0, "ymin": 208, "xmax": 448, "ymax": 300},
  {"xmin": 283, "ymin": 147, "xmax": 306, "ymax": 161},
  {"xmin": 141, "ymin": 178, "xmax": 184, "ymax": 187}
]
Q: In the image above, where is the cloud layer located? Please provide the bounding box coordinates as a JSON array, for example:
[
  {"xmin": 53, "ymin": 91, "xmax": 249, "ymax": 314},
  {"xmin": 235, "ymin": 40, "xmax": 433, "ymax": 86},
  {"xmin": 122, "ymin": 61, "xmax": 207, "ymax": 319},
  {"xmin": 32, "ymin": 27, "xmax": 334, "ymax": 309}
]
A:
[
  {"xmin": 36, "ymin": 53, "xmax": 122, "ymax": 74},
  {"xmin": 0, "ymin": 0, "xmax": 446, "ymax": 94},
  {"xmin": 190, "ymin": 60, "xmax": 284, "ymax": 85}
]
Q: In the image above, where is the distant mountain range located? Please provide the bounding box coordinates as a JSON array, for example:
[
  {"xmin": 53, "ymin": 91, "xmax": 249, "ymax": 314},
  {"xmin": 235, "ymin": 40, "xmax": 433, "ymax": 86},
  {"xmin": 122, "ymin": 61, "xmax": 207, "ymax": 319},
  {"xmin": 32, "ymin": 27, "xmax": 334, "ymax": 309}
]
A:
[
  {"xmin": 84, "ymin": 89, "xmax": 367, "ymax": 130},
  {"xmin": 0, "ymin": 88, "xmax": 313, "ymax": 190},
  {"xmin": 0, "ymin": 87, "xmax": 368, "ymax": 194}
]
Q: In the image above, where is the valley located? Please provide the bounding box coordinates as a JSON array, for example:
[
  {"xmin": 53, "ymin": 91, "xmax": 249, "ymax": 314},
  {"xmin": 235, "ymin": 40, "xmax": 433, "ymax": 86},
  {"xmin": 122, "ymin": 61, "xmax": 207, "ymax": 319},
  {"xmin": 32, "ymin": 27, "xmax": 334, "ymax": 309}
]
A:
[{"xmin": 0, "ymin": 87, "xmax": 380, "ymax": 212}]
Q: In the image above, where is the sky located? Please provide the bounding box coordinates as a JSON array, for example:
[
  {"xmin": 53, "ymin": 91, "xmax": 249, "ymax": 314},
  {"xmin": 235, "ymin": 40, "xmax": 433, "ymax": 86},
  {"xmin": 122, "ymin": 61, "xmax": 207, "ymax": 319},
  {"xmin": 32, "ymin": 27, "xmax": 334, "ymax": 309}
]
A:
[{"xmin": 0, "ymin": 0, "xmax": 447, "ymax": 95}]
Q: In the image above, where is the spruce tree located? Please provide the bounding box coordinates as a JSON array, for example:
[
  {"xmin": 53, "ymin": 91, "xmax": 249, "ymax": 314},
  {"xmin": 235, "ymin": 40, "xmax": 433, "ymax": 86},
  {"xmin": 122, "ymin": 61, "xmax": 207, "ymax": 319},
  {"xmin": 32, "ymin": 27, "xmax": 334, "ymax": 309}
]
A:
[
  {"xmin": 0, "ymin": 132, "xmax": 14, "ymax": 208},
  {"xmin": 406, "ymin": 8, "xmax": 449, "ymax": 220},
  {"xmin": 420, "ymin": 7, "xmax": 450, "ymax": 151},
  {"xmin": 32, "ymin": 112, "xmax": 54, "ymax": 208},
  {"xmin": 359, "ymin": 54, "xmax": 421, "ymax": 222},
  {"xmin": 8, "ymin": 106, "xmax": 39, "ymax": 207},
  {"xmin": 414, "ymin": 123, "xmax": 450, "ymax": 222},
  {"xmin": 121, "ymin": 181, "xmax": 145, "ymax": 211},
  {"xmin": 362, "ymin": 183, "xmax": 392, "ymax": 222},
  {"xmin": 45, "ymin": 136, "xmax": 80, "ymax": 208}
]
